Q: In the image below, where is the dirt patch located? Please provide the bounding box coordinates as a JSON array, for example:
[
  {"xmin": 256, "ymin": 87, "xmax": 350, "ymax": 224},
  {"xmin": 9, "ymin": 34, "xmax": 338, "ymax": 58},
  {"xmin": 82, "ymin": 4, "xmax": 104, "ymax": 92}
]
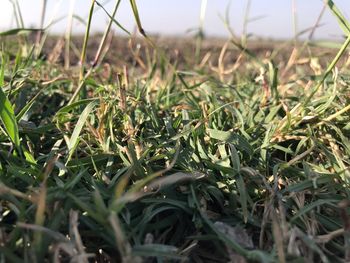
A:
[{"xmin": 39, "ymin": 34, "xmax": 337, "ymax": 70}]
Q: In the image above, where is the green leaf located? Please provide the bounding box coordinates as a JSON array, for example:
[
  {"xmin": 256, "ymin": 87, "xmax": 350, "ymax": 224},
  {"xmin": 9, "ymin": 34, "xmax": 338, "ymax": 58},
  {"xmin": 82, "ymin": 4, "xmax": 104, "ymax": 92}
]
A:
[
  {"xmin": 305, "ymin": 1, "xmax": 350, "ymax": 103},
  {"xmin": 68, "ymin": 101, "xmax": 97, "ymax": 153},
  {"xmin": 208, "ymin": 128, "xmax": 253, "ymax": 156},
  {"xmin": 0, "ymin": 28, "xmax": 43, "ymax": 37},
  {"xmin": 0, "ymin": 59, "xmax": 20, "ymax": 148},
  {"xmin": 132, "ymin": 244, "xmax": 182, "ymax": 259},
  {"xmin": 129, "ymin": 0, "xmax": 146, "ymax": 36},
  {"xmin": 95, "ymin": 1, "xmax": 130, "ymax": 35},
  {"xmin": 229, "ymin": 144, "xmax": 240, "ymax": 173},
  {"xmin": 57, "ymin": 98, "xmax": 98, "ymax": 115},
  {"xmin": 325, "ymin": 0, "xmax": 350, "ymax": 35}
]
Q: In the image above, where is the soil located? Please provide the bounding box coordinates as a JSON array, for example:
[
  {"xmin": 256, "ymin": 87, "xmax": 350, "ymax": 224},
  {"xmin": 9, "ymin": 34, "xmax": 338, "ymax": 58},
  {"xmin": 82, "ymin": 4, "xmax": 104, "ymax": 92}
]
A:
[{"xmin": 39, "ymin": 34, "xmax": 338, "ymax": 70}]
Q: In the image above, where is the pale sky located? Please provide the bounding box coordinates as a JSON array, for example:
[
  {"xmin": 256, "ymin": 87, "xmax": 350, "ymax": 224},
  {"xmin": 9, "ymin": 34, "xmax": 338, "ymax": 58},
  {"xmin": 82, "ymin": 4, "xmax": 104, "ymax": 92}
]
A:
[{"xmin": 1, "ymin": 0, "xmax": 349, "ymax": 40}]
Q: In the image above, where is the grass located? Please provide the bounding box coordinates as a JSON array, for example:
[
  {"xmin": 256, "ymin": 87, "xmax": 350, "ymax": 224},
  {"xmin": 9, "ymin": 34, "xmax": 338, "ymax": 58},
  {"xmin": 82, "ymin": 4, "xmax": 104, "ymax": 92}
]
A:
[{"xmin": 1, "ymin": 0, "xmax": 350, "ymax": 262}]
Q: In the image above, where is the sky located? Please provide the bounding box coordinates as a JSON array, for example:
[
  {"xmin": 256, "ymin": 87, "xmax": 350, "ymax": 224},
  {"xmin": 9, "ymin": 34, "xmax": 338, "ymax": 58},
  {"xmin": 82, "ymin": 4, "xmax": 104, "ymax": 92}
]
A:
[{"xmin": 1, "ymin": 0, "xmax": 350, "ymax": 40}]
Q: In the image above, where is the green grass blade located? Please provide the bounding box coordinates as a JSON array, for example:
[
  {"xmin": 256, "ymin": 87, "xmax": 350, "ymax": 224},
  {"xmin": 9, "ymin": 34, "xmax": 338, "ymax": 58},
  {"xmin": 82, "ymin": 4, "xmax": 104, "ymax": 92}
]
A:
[
  {"xmin": 325, "ymin": 0, "xmax": 350, "ymax": 35},
  {"xmin": 302, "ymin": 0, "xmax": 350, "ymax": 103},
  {"xmin": 79, "ymin": 0, "xmax": 96, "ymax": 82},
  {"xmin": 0, "ymin": 58, "xmax": 20, "ymax": 149},
  {"xmin": 0, "ymin": 91, "xmax": 20, "ymax": 148},
  {"xmin": 305, "ymin": 32, "xmax": 350, "ymax": 104},
  {"xmin": 129, "ymin": 0, "xmax": 146, "ymax": 36},
  {"xmin": 132, "ymin": 244, "xmax": 182, "ymax": 259},
  {"xmin": 0, "ymin": 28, "xmax": 43, "ymax": 37},
  {"xmin": 208, "ymin": 128, "xmax": 253, "ymax": 156},
  {"xmin": 16, "ymin": 89, "xmax": 44, "ymax": 121},
  {"xmin": 95, "ymin": 1, "xmax": 130, "ymax": 35},
  {"xmin": 68, "ymin": 101, "xmax": 97, "ymax": 153}
]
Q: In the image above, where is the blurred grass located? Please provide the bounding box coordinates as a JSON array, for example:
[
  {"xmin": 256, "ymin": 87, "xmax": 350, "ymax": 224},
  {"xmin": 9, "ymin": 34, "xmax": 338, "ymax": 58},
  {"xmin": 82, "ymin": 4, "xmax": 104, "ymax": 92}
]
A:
[{"xmin": 1, "ymin": 0, "xmax": 350, "ymax": 262}]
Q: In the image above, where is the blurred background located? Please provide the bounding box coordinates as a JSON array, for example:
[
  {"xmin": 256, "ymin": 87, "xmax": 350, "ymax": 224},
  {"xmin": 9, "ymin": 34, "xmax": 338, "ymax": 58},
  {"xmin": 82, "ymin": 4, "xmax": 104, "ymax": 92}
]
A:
[{"xmin": 1, "ymin": 0, "xmax": 349, "ymax": 40}]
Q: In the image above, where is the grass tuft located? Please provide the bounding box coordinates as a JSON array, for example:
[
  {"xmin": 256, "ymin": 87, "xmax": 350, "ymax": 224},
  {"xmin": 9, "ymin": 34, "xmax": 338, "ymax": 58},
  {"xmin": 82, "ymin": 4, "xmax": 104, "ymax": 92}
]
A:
[{"xmin": 1, "ymin": 1, "xmax": 350, "ymax": 262}]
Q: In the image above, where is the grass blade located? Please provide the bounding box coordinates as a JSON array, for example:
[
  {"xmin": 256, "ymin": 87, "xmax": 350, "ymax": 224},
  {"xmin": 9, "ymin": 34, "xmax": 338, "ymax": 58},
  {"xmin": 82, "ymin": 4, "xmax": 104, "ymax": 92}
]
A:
[
  {"xmin": 67, "ymin": 101, "xmax": 97, "ymax": 153},
  {"xmin": 0, "ymin": 28, "xmax": 43, "ymax": 37},
  {"xmin": 129, "ymin": 0, "xmax": 146, "ymax": 36},
  {"xmin": 0, "ymin": 57, "xmax": 20, "ymax": 149},
  {"xmin": 325, "ymin": 0, "xmax": 350, "ymax": 35}
]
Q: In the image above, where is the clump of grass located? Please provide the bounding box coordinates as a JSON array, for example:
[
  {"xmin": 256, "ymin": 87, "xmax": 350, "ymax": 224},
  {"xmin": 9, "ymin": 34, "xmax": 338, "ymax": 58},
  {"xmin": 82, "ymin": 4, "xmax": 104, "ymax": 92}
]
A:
[{"xmin": 1, "ymin": 0, "xmax": 350, "ymax": 262}]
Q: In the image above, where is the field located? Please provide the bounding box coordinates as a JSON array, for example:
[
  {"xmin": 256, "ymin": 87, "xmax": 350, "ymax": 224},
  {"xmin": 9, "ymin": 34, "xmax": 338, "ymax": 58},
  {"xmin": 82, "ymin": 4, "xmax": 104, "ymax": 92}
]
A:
[{"xmin": 1, "ymin": 1, "xmax": 350, "ymax": 263}]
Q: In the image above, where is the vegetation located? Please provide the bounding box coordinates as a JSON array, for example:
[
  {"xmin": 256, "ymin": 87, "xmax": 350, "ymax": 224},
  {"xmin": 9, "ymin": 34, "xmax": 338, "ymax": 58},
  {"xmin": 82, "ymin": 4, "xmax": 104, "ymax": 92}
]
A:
[{"xmin": 1, "ymin": 0, "xmax": 350, "ymax": 262}]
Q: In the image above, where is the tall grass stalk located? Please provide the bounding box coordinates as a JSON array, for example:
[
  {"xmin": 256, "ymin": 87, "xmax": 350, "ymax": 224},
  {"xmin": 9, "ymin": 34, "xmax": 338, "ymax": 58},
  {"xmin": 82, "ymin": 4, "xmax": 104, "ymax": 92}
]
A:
[
  {"xmin": 64, "ymin": 0, "xmax": 76, "ymax": 69},
  {"xmin": 36, "ymin": 0, "xmax": 64, "ymax": 59},
  {"xmin": 68, "ymin": 0, "xmax": 96, "ymax": 104},
  {"xmin": 79, "ymin": 0, "xmax": 96, "ymax": 81},
  {"xmin": 308, "ymin": 3, "xmax": 326, "ymax": 40},
  {"xmin": 10, "ymin": 0, "xmax": 25, "ymax": 28},
  {"xmin": 280, "ymin": 0, "xmax": 350, "ymax": 131},
  {"xmin": 195, "ymin": 0, "xmax": 207, "ymax": 64},
  {"xmin": 306, "ymin": 32, "xmax": 350, "ymax": 104},
  {"xmin": 35, "ymin": 0, "xmax": 47, "ymax": 58},
  {"xmin": 242, "ymin": 0, "xmax": 251, "ymax": 47},
  {"xmin": 9, "ymin": 0, "xmax": 28, "ymax": 54},
  {"xmin": 92, "ymin": 0, "xmax": 122, "ymax": 67},
  {"xmin": 292, "ymin": 0, "xmax": 298, "ymax": 46},
  {"xmin": 69, "ymin": 0, "xmax": 123, "ymax": 104},
  {"xmin": 129, "ymin": 0, "xmax": 146, "ymax": 36}
]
